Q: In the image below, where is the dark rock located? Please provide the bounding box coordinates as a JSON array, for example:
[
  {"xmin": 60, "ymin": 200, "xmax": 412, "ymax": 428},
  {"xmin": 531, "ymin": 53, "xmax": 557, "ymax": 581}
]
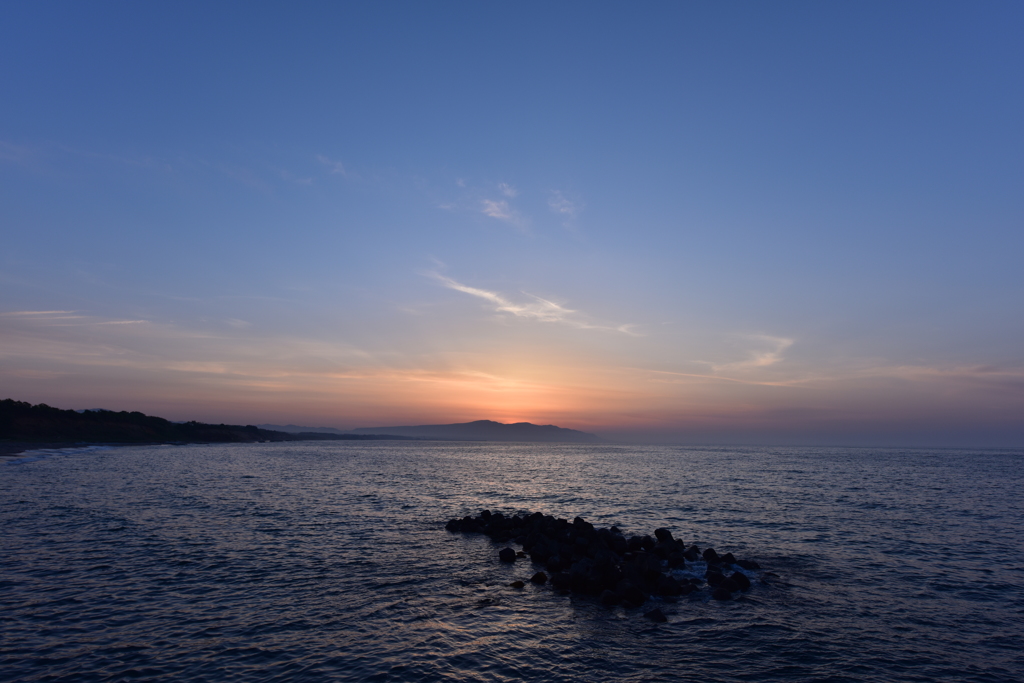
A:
[
  {"xmin": 628, "ymin": 552, "xmax": 661, "ymax": 583},
  {"xmin": 712, "ymin": 587, "xmax": 733, "ymax": 601},
  {"xmin": 730, "ymin": 571, "xmax": 751, "ymax": 591},
  {"xmin": 719, "ymin": 576, "xmax": 740, "ymax": 592},
  {"xmin": 550, "ymin": 572, "xmax": 572, "ymax": 591},
  {"xmin": 610, "ymin": 535, "xmax": 628, "ymax": 554},
  {"xmin": 616, "ymin": 580, "xmax": 647, "ymax": 607},
  {"xmin": 568, "ymin": 558, "xmax": 598, "ymax": 593},
  {"xmin": 572, "ymin": 517, "xmax": 595, "ymax": 535},
  {"xmin": 655, "ymin": 574, "xmax": 682, "ymax": 596},
  {"xmin": 444, "ymin": 509, "xmax": 765, "ymax": 616},
  {"xmin": 644, "ymin": 608, "xmax": 668, "ymax": 622}
]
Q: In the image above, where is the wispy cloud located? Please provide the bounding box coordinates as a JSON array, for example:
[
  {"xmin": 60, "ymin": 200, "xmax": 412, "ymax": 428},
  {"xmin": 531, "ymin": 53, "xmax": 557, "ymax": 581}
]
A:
[
  {"xmin": 428, "ymin": 273, "xmax": 637, "ymax": 334},
  {"xmin": 548, "ymin": 190, "xmax": 582, "ymax": 226},
  {"xmin": 481, "ymin": 199, "xmax": 514, "ymax": 221},
  {"xmin": 279, "ymin": 169, "xmax": 313, "ymax": 185},
  {"xmin": 644, "ymin": 368, "xmax": 806, "ymax": 388},
  {"xmin": 709, "ymin": 334, "xmax": 794, "ymax": 372},
  {"xmin": 218, "ymin": 164, "xmax": 272, "ymax": 194},
  {"xmin": 0, "ymin": 310, "xmax": 146, "ymax": 326},
  {"xmin": 434, "ymin": 273, "xmax": 576, "ymax": 322},
  {"xmin": 498, "ymin": 182, "xmax": 518, "ymax": 198},
  {"xmin": 480, "ymin": 198, "xmax": 529, "ymax": 231},
  {"xmin": 0, "ymin": 140, "xmax": 39, "ymax": 169},
  {"xmin": 316, "ymin": 154, "xmax": 347, "ymax": 176}
]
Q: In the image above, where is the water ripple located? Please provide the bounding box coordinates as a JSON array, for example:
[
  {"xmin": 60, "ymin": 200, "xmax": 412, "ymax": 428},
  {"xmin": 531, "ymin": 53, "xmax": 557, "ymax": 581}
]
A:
[{"xmin": 1, "ymin": 442, "xmax": 1022, "ymax": 682}]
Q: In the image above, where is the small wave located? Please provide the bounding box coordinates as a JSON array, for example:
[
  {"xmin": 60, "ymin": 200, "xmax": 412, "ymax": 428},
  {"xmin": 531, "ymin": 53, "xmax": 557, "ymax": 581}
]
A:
[{"xmin": 2, "ymin": 444, "xmax": 113, "ymax": 465}]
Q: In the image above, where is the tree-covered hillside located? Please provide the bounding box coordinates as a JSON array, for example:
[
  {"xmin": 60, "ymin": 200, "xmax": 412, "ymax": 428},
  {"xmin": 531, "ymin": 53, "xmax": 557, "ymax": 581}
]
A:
[{"xmin": 0, "ymin": 399, "xmax": 293, "ymax": 444}]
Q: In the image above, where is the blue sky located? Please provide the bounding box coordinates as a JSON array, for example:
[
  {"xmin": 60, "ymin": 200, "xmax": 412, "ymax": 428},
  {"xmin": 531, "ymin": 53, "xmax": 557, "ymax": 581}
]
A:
[{"xmin": 2, "ymin": 1, "xmax": 1022, "ymax": 445}]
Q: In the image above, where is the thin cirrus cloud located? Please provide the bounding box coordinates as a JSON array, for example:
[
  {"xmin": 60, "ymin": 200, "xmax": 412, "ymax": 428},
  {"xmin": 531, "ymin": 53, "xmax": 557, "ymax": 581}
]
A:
[
  {"xmin": 0, "ymin": 310, "xmax": 147, "ymax": 325},
  {"xmin": 709, "ymin": 335, "xmax": 795, "ymax": 372},
  {"xmin": 316, "ymin": 154, "xmax": 347, "ymax": 176},
  {"xmin": 428, "ymin": 272, "xmax": 637, "ymax": 334},
  {"xmin": 479, "ymin": 198, "xmax": 528, "ymax": 231},
  {"xmin": 480, "ymin": 199, "xmax": 514, "ymax": 221},
  {"xmin": 548, "ymin": 190, "xmax": 581, "ymax": 222}
]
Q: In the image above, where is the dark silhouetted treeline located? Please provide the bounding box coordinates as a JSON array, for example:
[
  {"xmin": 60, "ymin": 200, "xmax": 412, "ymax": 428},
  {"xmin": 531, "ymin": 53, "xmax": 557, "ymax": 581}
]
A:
[{"xmin": 0, "ymin": 399, "xmax": 415, "ymax": 446}]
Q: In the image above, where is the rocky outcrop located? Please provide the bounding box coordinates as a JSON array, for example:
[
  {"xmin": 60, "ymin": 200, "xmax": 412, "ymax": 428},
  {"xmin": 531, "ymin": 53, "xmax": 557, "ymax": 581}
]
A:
[{"xmin": 445, "ymin": 510, "xmax": 764, "ymax": 619}]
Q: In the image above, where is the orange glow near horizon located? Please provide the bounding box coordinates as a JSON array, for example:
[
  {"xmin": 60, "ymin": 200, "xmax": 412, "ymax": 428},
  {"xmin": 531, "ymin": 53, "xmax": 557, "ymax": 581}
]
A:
[{"xmin": 3, "ymin": 310, "xmax": 1024, "ymax": 445}]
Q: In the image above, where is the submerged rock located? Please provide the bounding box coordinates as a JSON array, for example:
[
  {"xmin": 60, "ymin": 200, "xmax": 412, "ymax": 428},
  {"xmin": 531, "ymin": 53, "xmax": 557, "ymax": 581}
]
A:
[
  {"xmin": 498, "ymin": 547, "xmax": 517, "ymax": 563},
  {"xmin": 644, "ymin": 607, "xmax": 668, "ymax": 623}
]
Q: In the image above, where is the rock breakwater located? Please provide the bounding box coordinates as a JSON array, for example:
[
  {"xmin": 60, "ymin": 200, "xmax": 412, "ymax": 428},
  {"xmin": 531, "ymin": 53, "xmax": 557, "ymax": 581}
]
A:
[{"xmin": 446, "ymin": 510, "xmax": 763, "ymax": 612}]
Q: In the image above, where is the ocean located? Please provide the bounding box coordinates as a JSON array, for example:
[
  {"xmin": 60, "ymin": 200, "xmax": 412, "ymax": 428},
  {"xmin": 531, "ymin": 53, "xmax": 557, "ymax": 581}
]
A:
[{"xmin": 1, "ymin": 441, "xmax": 1021, "ymax": 682}]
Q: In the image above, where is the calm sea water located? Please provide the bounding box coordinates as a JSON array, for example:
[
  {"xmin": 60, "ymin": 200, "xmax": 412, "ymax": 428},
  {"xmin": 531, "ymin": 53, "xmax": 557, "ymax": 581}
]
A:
[{"xmin": 2, "ymin": 442, "xmax": 1022, "ymax": 682}]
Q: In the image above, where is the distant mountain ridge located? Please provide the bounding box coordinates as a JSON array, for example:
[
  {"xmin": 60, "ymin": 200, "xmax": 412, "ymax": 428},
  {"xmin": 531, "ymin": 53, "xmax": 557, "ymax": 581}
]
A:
[{"xmin": 348, "ymin": 419, "xmax": 601, "ymax": 443}]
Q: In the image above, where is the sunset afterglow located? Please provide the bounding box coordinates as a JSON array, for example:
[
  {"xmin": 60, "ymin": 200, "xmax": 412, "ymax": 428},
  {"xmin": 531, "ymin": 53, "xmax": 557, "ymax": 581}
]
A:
[{"xmin": 2, "ymin": 3, "xmax": 1022, "ymax": 446}]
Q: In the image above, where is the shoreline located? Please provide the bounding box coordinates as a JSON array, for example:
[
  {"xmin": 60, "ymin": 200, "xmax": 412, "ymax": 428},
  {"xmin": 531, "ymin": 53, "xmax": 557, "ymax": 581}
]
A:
[{"xmin": 0, "ymin": 441, "xmax": 167, "ymax": 464}]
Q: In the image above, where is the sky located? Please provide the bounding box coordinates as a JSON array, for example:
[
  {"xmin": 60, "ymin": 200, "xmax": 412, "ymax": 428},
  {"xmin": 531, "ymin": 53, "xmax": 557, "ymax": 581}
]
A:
[{"xmin": 2, "ymin": 1, "xmax": 1023, "ymax": 446}]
